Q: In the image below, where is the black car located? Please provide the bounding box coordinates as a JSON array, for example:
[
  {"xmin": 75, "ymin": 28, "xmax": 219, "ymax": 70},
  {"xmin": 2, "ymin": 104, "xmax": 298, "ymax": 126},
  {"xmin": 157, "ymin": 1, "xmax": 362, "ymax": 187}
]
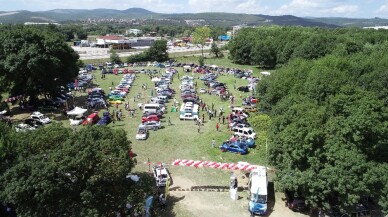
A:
[
  {"xmin": 285, "ymin": 189, "xmax": 307, "ymax": 212},
  {"xmin": 238, "ymin": 86, "xmax": 250, "ymax": 92},
  {"xmin": 24, "ymin": 118, "xmax": 44, "ymax": 128}
]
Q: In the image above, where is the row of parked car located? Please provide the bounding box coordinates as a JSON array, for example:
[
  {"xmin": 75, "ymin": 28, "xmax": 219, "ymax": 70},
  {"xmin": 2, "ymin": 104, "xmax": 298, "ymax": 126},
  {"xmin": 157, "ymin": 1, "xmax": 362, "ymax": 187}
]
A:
[{"xmin": 135, "ymin": 70, "xmax": 177, "ymax": 140}]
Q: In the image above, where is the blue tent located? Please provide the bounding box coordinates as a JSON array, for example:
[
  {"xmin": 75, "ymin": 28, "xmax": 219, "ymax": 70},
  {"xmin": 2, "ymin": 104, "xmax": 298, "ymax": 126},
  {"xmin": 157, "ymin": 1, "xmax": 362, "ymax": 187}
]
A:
[{"xmin": 218, "ymin": 35, "xmax": 231, "ymax": 41}]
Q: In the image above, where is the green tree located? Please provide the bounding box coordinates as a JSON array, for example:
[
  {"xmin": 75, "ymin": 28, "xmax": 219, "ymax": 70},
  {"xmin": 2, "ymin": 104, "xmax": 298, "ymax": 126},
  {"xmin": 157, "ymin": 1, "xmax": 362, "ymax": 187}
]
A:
[
  {"xmin": 0, "ymin": 125, "xmax": 152, "ymax": 216},
  {"xmin": 0, "ymin": 25, "xmax": 79, "ymax": 100},
  {"xmin": 210, "ymin": 42, "xmax": 221, "ymax": 57},
  {"xmin": 146, "ymin": 39, "xmax": 168, "ymax": 62},
  {"xmin": 192, "ymin": 26, "xmax": 211, "ymax": 57},
  {"xmin": 110, "ymin": 48, "xmax": 122, "ymax": 64}
]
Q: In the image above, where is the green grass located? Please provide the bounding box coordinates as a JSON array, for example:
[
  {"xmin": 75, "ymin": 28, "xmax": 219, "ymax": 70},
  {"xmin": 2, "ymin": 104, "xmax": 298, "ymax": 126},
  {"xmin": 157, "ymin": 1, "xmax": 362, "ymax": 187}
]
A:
[{"xmin": 8, "ymin": 57, "xmax": 267, "ymax": 216}]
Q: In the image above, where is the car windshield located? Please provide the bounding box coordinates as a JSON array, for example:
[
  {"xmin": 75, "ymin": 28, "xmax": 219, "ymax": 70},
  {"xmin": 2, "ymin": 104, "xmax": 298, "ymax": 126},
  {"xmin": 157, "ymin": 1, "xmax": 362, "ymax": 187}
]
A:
[
  {"xmin": 138, "ymin": 128, "xmax": 146, "ymax": 134},
  {"xmin": 251, "ymin": 194, "xmax": 267, "ymax": 204}
]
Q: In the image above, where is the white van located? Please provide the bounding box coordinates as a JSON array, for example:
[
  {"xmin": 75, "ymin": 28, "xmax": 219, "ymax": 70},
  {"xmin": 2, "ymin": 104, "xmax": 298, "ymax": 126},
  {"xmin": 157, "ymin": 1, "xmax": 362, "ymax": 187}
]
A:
[
  {"xmin": 143, "ymin": 103, "xmax": 165, "ymax": 114},
  {"xmin": 233, "ymin": 127, "xmax": 257, "ymax": 139}
]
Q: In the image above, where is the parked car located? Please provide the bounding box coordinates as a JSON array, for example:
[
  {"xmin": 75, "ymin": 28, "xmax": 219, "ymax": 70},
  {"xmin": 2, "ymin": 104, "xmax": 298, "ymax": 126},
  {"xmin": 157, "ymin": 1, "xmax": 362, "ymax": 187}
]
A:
[
  {"xmin": 69, "ymin": 115, "xmax": 86, "ymax": 126},
  {"xmin": 219, "ymin": 141, "xmax": 248, "ymax": 155},
  {"xmin": 153, "ymin": 165, "xmax": 171, "ymax": 187},
  {"xmin": 284, "ymin": 189, "xmax": 307, "ymax": 212},
  {"xmin": 136, "ymin": 125, "xmax": 149, "ymax": 140},
  {"xmin": 238, "ymin": 86, "xmax": 250, "ymax": 92},
  {"xmin": 141, "ymin": 114, "xmax": 160, "ymax": 123},
  {"xmin": 82, "ymin": 112, "xmax": 100, "ymax": 126},
  {"xmin": 24, "ymin": 118, "xmax": 44, "ymax": 128},
  {"xmin": 15, "ymin": 123, "xmax": 36, "ymax": 133},
  {"xmin": 142, "ymin": 121, "xmax": 162, "ymax": 131},
  {"xmin": 30, "ymin": 111, "xmax": 52, "ymax": 124},
  {"xmin": 97, "ymin": 112, "xmax": 111, "ymax": 125},
  {"xmin": 142, "ymin": 111, "xmax": 163, "ymax": 119},
  {"xmin": 179, "ymin": 113, "xmax": 198, "ymax": 120}
]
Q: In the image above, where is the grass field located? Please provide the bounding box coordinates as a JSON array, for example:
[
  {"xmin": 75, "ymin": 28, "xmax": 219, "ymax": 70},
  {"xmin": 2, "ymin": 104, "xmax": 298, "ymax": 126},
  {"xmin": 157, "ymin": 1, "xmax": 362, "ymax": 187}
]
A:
[
  {"xmin": 6, "ymin": 56, "xmax": 270, "ymax": 217},
  {"xmin": 80, "ymin": 60, "xmax": 267, "ymax": 216}
]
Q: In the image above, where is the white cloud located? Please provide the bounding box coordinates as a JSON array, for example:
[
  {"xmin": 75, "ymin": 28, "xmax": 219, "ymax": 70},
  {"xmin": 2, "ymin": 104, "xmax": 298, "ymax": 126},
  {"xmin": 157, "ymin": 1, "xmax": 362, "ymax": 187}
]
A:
[
  {"xmin": 331, "ymin": 5, "xmax": 359, "ymax": 13},
  {"xmin": 376, "ymin": 2, "xmax": 388, "ymax": 13},
  {"xmin": 15, "ymin": 0, "xmax": 184, "ymax": 13},
  {"xmin": 187, "ymin": 0, "xmax": 267, "ymax": 14},
  {"xmin": 271, "ymin": 0, "xmax": 359, "ymax": 17}
]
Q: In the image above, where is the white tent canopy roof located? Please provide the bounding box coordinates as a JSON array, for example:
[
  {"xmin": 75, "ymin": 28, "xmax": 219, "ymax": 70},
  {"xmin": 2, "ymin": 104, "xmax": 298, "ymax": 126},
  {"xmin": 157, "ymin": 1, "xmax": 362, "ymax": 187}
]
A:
[
  {"xmin": 67, "ymin": 107, "xmax": 87, "ymax": 116},
  {"xmin": 260, "ymin": 71, "xmax": 271, "ymax": 76}
]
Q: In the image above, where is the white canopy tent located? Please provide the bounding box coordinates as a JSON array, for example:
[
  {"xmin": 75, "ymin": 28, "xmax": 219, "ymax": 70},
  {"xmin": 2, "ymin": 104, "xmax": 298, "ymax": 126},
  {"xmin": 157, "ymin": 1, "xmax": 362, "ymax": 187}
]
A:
[
  {"xmin": 151, "ymin": 77, "xmax": 161, "ymax": 82},
  {"xmin": 66, "ymin": 107, "xmax": 87, "ymax": 116},
  {"xmin": 260, "ymin": 71, "xmax": 271, "ymax": 76}
]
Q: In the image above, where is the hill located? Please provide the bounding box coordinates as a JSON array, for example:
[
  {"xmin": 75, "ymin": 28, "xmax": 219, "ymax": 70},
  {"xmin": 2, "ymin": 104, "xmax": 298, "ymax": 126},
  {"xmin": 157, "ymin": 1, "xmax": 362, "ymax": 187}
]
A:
[
  {"xmin": 307, "ymin": 17, "xmax": 388, "ymax": 27},
  {"xmin": 0, "ymin": 8, "xmax": 335, "ymax": 27},
  {"xmin": 1, "ymin": 8, "xmax": 385, "ymax": 28}
]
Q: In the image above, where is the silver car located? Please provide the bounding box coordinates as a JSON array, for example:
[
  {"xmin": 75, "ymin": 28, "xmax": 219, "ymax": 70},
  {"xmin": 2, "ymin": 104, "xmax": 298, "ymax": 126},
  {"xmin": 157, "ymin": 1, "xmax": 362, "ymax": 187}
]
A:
[{"xmin": 142, "ymin": 121, "xmax": 162, "ymax": 131}]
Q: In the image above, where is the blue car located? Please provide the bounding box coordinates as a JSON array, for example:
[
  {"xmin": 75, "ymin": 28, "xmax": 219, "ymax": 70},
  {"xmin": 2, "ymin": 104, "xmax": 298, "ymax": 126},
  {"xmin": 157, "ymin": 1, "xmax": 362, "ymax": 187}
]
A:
[
  {"xmin": 236, "ymin": 138, "xmax": 255, "ymax": 148},
  {"xmin": 220, "ymin": 141, "xmax": 248, "ymax": 155},
  {"xmin": 97, "ymin": 112, "xmax": 111, "ymax": 125}
]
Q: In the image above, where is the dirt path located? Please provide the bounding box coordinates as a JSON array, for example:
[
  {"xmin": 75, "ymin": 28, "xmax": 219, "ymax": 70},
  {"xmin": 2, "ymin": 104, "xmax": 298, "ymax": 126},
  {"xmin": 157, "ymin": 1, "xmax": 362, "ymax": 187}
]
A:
[{"xmin": 168, "ymin": 176, "xmax": 309, "ymax": 217}]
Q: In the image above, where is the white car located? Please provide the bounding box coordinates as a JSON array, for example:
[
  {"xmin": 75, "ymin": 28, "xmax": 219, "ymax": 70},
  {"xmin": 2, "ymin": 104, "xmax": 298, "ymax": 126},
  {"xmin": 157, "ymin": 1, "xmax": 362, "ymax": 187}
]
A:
[
  {"xmin": 142, "ymin": 121, "xmax": 162, "ymax": 131},
  {"xmin": 15, "ymin": 123, "xmax": 36, "ymax": 133},
  {"xmin": 69, "ymin": 115, "xmax": 86, "ymax": 126},
  {"xmin": 30, "ymin": 111, "xmax": 51, "ymax": 124},
  {"xmin": 153, "ymin": 165, "xmax": 171, "ymax": 187},
  {"xmin": 179, "ymin": 113, "xmax": 198, "ymax": 120},
  {"xmin": 199, "ymin": 88, "xmax": 207, "ymax": 94},
  {"xmin": 136, "ymin": 125, "xmax": 148, "ymax": 140}
]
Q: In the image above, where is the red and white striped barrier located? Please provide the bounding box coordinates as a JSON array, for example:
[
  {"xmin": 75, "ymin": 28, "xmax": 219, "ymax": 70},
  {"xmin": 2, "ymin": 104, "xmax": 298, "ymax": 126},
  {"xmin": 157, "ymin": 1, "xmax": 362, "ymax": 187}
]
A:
[{"xmin": 172, "ymin": 159, "xmax": 260, "ymax": 171}]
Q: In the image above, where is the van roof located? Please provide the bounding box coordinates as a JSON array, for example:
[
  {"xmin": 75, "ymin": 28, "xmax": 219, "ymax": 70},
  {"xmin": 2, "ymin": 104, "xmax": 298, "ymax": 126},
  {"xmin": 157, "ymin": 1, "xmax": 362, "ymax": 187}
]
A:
[{"xmin": 250, "ymin": 166, "xmax": 267, "ymax": 195}]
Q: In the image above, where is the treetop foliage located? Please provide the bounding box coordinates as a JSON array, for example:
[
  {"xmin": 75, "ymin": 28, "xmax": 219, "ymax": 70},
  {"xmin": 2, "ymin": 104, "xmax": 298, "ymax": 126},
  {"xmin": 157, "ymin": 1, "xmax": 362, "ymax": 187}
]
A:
[{"xmin": 255, "ymin": 27, "xmax": 388, "ymax": 214}]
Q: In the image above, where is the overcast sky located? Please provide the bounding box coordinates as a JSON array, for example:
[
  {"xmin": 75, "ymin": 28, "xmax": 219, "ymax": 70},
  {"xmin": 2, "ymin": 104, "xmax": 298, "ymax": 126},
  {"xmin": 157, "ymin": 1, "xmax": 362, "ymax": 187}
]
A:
[{"xmin": 1, "ymin": 0, "xmax": 388, "ymax": 18}]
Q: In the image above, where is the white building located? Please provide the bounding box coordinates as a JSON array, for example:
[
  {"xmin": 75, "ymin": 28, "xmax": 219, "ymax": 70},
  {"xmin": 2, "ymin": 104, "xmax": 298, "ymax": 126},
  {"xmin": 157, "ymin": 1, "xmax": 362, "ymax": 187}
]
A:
[{"xmin": 126, "ymin": 29, "xmax": 143, "ymax": 36}]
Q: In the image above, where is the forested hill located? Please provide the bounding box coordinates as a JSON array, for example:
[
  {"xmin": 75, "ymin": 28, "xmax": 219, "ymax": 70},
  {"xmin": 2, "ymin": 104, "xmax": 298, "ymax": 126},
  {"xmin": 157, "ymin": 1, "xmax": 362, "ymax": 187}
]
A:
[{"xmin": 0, "ymin": 8, "xmax": 340, "ymax": 27}]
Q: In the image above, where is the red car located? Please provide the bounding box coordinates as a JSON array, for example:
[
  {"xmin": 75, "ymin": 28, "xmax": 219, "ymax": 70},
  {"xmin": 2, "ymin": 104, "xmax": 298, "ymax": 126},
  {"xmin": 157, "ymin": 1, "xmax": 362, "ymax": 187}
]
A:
[
  {"xmin": 82, "ymin": 112, "xmax": 100, "ymax": 125},
  {"xmin": 141, "ymin": 115, "xmax": 160, "ymax": 123}
]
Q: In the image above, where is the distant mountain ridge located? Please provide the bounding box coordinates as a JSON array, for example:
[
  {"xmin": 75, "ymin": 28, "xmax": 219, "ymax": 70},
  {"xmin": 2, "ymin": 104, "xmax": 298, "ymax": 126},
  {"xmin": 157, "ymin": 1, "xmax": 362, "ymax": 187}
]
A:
[{"xmin": 0, "ymin": 8, "xmax": 387, "ymax": 28}]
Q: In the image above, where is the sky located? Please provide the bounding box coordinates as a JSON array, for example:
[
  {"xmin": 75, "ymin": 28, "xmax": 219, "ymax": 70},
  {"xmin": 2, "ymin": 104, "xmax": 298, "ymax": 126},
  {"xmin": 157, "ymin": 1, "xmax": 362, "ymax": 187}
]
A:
[{"xmin": 1, "ymin": 0, "xmax": 388, "ymax": 18}]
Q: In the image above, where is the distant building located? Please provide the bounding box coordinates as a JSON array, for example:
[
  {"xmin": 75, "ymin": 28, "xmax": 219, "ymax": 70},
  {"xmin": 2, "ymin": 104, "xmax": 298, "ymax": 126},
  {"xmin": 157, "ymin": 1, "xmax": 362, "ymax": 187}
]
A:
[
  {"xmin": 126, "ymin": 29, "xmax": 143, "ymax": 36},
  {"xmin": 24, "ymin": 22, "xmax": 60, "ymax": 26},
  {"xmin": 147, "ymin": 32, "xmax": 157, "ymax": 37},
  {"xmin": 363, "ymin": 26, "xmax": 388, "ymax": 30},
  {"xmin": 232, "ymin": 24, "xmax": 247, "ymax": 35},
  {"xmin": 130, "ymin": 38, "xmax": 156, "ymax": 47},
  {"xmin": 96, "ymin": 35, "xmax": 135, "ymax": 49}
]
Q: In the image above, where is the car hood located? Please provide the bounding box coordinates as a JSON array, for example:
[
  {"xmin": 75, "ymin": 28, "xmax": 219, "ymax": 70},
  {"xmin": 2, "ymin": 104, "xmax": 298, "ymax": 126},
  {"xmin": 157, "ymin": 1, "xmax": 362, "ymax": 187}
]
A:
[{"xmin": 249, "ymin": 201, "xmax": 267, "ymax": 212}]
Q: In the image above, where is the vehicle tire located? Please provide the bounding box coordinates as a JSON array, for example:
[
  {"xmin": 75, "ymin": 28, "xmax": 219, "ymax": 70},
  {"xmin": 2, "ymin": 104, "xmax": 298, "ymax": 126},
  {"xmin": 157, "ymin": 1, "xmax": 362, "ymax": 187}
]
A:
[{"xmin": 153, "ymin": 127, "xmax": 157, "ymax": 131}]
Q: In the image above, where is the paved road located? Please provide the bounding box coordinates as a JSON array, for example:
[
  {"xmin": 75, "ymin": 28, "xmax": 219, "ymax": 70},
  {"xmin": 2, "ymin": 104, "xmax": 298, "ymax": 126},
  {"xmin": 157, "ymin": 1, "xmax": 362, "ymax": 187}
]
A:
[{"xmin": 73, "ymin": 46, "xmax": 211, "ymax": 60}]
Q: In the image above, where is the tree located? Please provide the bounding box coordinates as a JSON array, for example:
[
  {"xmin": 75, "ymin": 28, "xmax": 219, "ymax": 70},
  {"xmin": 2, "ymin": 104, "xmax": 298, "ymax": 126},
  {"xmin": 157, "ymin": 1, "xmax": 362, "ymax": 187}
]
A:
[
  {"xmin": 146, "ymin": 39, "xmax": 168, "ymax": 62},
  {"xmin": 0, "ymin": 124, "xmax": 152, "ymax": 216},
  {"xmin": 110, "ymin": 48, "xmax": 122, "ymax": 64},
  {"xmin": 0, "ymin": 25, "xmax": 79, "ymax": 100},
  {"xmin": 192, "ymin": 26, "xmax": 211, "ymax": 57},
  {"xmin": 210, "ymin": 42, "xmax": 221, "ymax": 57},
  {"xmin": 258, "ymin": 43, "xmax": 388, "ymax": 213}
]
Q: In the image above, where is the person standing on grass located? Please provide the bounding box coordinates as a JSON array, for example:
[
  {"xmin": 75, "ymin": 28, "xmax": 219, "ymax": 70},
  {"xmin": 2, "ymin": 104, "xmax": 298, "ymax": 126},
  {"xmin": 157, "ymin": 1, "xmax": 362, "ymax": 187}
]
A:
[
  {"xmin": 222, "ymin": 115, "xmax": 225, "ymax": 125},
  {"xmin": 211, "ymin": 138, "xmax": 215, "ymax": 148},
  {"xmin": 197, "ymin": 125, "xmax": 200, "ymax": 133},
  {"xmin": 168, "ymin": 117, "xmax": 172, "ymax": 126},
  {"xmin": 216, "ymin": 122, "xmax": 219, "ymax": 132}
]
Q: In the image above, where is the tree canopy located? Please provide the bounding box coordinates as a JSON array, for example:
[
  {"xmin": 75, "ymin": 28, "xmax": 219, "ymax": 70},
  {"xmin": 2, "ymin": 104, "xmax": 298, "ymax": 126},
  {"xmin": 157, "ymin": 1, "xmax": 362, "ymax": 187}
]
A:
[
  {"xmin": 228, "ymin": 26, "xmax": 388, "ymax": 69},
  {"xmin": 0, "ymin": 25, "xmax": 79, "ymax": 100},
  {"xmin": 192, "ymin": 26, "xmax": 211, "ymax": 57},
  {"xmin": 256, "ymin": 35, "xmax": 388, "ymax": 214},
  {"xmin": 0, "ymin": 123, "xmax": 153, "ymax": 216},
  {"xmin": 127, "ymin": 39, "xmax": 168, "ymax": 63}
]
